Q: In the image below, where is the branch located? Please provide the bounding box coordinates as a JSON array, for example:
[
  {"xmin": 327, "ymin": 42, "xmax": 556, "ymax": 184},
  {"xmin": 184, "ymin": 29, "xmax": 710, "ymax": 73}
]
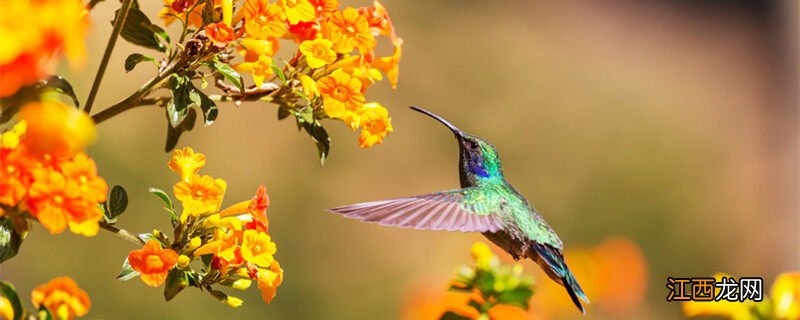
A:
[
  {"xmin": 84, "ymin": 0, "xmax": 136, "ymax": 113},
  {"xmin": 99, "ymin": 221, "xmax": 145, "ymax": 246}
]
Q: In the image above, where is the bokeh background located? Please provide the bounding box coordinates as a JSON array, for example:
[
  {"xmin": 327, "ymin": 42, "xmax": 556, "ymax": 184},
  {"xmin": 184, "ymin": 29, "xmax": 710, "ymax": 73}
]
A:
[{"xmin": 2, "ymin": 0, "xmax": 799, "ymax": 319}]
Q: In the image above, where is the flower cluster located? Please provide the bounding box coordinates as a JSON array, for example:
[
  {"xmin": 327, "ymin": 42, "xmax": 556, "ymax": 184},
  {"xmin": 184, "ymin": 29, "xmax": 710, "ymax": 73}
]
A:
[
  {"xmin": 1, "ymin": 276, "xmax": 91, "ymax": 320},
  {"xmin": 121, "ymin": 147, "xmax": 282, "ymax": 306},
  {"xmin": 684, "ymin": 272, "xmax": 800, "ymax": 320},
  {"xmin": 163, "ymin": 0, "xmax": 400, "ymax": 148},
  {"xmin": 0, "ymin": 101, "xmax": 107, "ymax": 237},
  {"xmin": 0, "ymin": 0, "xmax": 89, "ymax": 97}
]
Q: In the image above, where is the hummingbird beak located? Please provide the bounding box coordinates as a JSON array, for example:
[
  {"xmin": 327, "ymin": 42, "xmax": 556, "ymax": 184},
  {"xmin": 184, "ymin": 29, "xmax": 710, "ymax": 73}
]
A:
[{"xmin": 409, "ymin": 106, "xmax": 463, "ymax": 138}]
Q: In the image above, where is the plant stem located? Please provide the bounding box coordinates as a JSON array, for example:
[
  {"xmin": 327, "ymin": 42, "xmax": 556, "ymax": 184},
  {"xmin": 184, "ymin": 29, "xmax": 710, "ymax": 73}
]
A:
[
  {"xmin": 99, "ymin": 222, "xmax": 145, "ymax": 246},
  {"xmin": 84, "ymin": 0, "xmax": 136, "ymax": 114}
]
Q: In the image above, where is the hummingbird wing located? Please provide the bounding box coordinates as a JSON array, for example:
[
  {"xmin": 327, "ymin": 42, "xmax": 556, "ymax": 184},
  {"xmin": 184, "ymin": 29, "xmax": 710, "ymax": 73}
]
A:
[{"xmin": 327, "ymin": 188, "xmax": 504, "ymax": 232}]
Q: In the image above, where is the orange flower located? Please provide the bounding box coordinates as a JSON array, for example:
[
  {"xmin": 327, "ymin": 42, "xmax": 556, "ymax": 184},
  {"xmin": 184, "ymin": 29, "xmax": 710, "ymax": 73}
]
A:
[
  {"xmin": 0, "ymin": 148, "xmax": 32, "ymax": 206},
  {"xmin": 248, "ymin": 185, "xmax": 270, "ymax": 228},
  {"xmin": 358, "ymin": 102, "xmax": 393, "ymax": 148},
  {"xmin": 278, "ymin": 0, "xmax": 315, "ymax": 24},
  {"xmin": 317, "ymin": 69, "xmax": 365, "ymax": 128},
  {"xmin": 242, "ymin": 0, "xmax": 287, "ymax": 39},
  {"xmin": 174, "ymin": 174, "xmax": 227, "ymax": 217},
  {"xmin": 323, "ymin": 7, "xmax": 376, "ymax": 54},
  {"xmin": 60, "ymin": 153, "xmax": 108, "ymax": 203},
  {"xmin": 287, "ymin": 21, "xmax": 319, "ymax": 42},
  {"xmin": 257, "ymin": 262, "xmax": 284, "ymax": 303},
  {"xmin": 362, "ymin": 0, "xmax": 402, "ymax": 47},
  {"xmin": 0, "ymin": 0, "xmax": 89, "ymax": 97},
  {"xmin": 31, "ymin": 276, "xmax": 91, "ymax": 320},
  {"xmin": 167, "ymin": 147, "xmax": 206, "ymax": 182},
  {"xmin": 26, "ymin": 169, "xmax": 101, "ymax": 235},
  {"xmin": 241, "ymin": 230, "xmax": 276, "ymax": 267},
  {"xmin": 205, "ymin": 22, "xmax": 239, "ymax": 46},
  {"xmin": 310, "ymin": 0, "xmax": 337, "ymax": 18},
  {"xmin": 194, "ymin": 229, "xmax": 239, "ymax": 262},
  {"xmin": 235, "ymin": 54, "xmax": 274, "ymax": 87},
  {"xmin": 18, "ymin": 101, "xmax": 96, "ymax": 158},
  {"xmin": 159, "ymin": 0, "xmax": 215, "ymax": 28},
  {"xmin": 238, "ymin": 38, "xmax": 280, "ymax": 61},
  {"xmin": 127, "ymin": 240, "xmax": 179, "ymax": 287},
  {"xmin": 373, "ymin": 45, "xmax": 401, "ymax": 89},
  {"xmin": 299, "ymin": 38, "xmax": 337, "ymax": 68}
]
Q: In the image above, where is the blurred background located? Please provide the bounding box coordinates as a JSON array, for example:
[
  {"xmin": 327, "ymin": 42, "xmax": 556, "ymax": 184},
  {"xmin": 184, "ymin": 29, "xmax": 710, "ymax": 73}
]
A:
[{"xmin": 2, "ymin": 0, "xmax": 798, "ymax": 319}]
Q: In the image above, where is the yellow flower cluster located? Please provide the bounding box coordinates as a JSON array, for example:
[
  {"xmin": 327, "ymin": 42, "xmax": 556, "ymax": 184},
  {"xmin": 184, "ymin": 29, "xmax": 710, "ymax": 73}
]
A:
[
  {"xmin": 1, "ymin": 101, "xmax": 106, "ymax": 236},
  {"xmin": 162, "ymin": 0, "xmax": 400, "ymax": 148},
  {"xmin": 0, "ymin": 0, "xmax": 89, "ymax": 97},
  {"xmin": 165, "ymin": 147, "xmax": 284, "ymax": 304}
]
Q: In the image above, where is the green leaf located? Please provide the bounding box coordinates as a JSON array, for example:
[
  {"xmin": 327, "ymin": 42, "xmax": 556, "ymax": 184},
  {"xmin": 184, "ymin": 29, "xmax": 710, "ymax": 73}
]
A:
[
  {"xmin": 271, "ymin": 64, "xmax": 286, "ymax": 83},
  {"xmin": 497, "ymin": 286, "xmax": 534, "ymax": 309},
  {"xmin": 124, "ymin": 53, "xmax": 156, "ymax": 72},
  {"xmin": 41, "ymin": 76, "xmax": 80, "ymax": 107},
  {"xmin": 165, "ymin": 108, "xmax": 197, "ymax": 152},
  {"xmin": 209, "ymin": 60, "xmax": 243, "ymax": 92},
  {"xmin": 114, "ymin": 7, "xmax": 167, "ymax": 52},
  {"xmin": 300, "ymin": 120, "xmax": 331, "ymax": 166},
  {"xmin": 277, "ymin": 105, "xmax": 291, "ymax": 120},
  {"xmin": 163, "ymin": 269, "xmax": 189, "ymax": 301},
  {"xmin": 0, "ymin": 218, "xmax": 23, "ymax": 264},
  {"xmin": 148, "ymin": 188, "xmax": 174, "ymax": 211},
  {"xmin": 192, "ymin": 86, "xmax": 218, "ymax": 125},
  {"xmin": 473, "ymin": 269, "xmax": 496, "ymax": 295},
  {"xmin": 117, "ymin": 258, "xmax": 140, "ymax": 281},
  {"xmin": 0, "ymin": 280, "xmax": 23, "ymax": 320},
  {"xmin": 439, "ymin": 311, "xmax": 473, "ymax": 320},
  {"xmin": 106, "ymin": 185, "xmax": 129, "ymax": 219},
  {"xmin": 166, "ymin": 75, "xmax": 192, "ymax": 127},
  {"xmin": 146, "ymin": 23, "xmax": 170, "ymax": 44}
]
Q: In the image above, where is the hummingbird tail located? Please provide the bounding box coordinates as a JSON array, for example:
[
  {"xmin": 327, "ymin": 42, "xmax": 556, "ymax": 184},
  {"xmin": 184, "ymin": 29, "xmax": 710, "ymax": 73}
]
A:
[{"xmin": 531, "ymin": 242, "xmax": 589, "ymax": 314}]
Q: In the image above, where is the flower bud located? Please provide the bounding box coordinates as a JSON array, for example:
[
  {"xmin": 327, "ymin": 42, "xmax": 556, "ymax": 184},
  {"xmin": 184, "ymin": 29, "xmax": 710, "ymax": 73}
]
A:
[
  {"xmin": 224, "ymin": 296, "xmax": 243, "ymax": 308},
  {"xmin": 177, "ymin": 255, "xmax": 191, "ymax": 269},
  {"xmin": 232, "ymin": 279, "xmax": 252, "ymax": 290}
]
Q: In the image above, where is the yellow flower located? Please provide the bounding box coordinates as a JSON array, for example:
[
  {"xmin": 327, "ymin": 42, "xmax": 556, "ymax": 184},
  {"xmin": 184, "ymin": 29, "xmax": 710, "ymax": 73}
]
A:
[
  {"xmin": 0, "ymin": 295, "xmax": 13, "ymax": 320},
  {"xmin": 324, "ymin": 7, "xmax": 376, "ymax": 54},
  {"xmin": 317, "ymin": 69, "xmax": 365, "ymax": 129},
  {"xmin": 309, "ymin": 0, "xmax": 338, "ymax": 18},
  {"xmin": 299, "ymin": 38, "xmax": 336, "ymax": 69},
  {"xmin": 241, "ymin": 230, "xmax": 277, "ymax": 267},
  {"xmin": 236, "ymin": 54, "xmax": 274, "ymax": 87},
  {"xmin": 1, "ymin": 120, "xmax": 26, "ymax": 148},
  {"xmin": 31, "ymin": 277, "xmax": 91, "ymax": 320},
  {"xmin": 243, "ymin": 0, "xmax": 287, "ymax": 39},
  {"xmin": 278, "ymin": 0, "xmax": 315, "ymax": 24},
  {"xmin": 357, "ymin": 102, "xmax": 393, "ymax": 148},
  {"xmin": 257, "ymin": 262, "xmax": 284, "ymax": 303},
  {"xmin": 222, "ymin": 0, "xmax": 233, "ymax": 25},
  {"xmin": 174, "ymin": 174, "xmax": 227, "ymax": 218},
  {"xmin": 18, "ymin": 101, "xmax": 96, "ymax": 158},
  {"xmin": 470, "ymin": 242, "xmax": 494, "ymax": 269},
  {"xmin": 772, "ymin": 272, "xmax": 800, "ymax": 319},
  {"xmin": 298, "ymin": 74, "xmax": 319, "ymax": 99},
  {"xmin": 167, "ymin": 147, "xmax": 206, "ymax": 182},
  {"xmin": 194, "ymin": 229, "xmax": 238, "ymax": 262},
  {"xmin": 238, "ymin": 38, "xmax": 280, "ymax": 62},
  {"xmin": 373, "ymin": 45, "xmax": 401, "ymax": 89}
]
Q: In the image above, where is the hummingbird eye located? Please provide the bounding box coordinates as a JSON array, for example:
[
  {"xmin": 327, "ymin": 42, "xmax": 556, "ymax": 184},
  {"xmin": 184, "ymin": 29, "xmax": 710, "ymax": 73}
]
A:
[{"xmin": 468, "ymin": 140, "xmax": 479, "ymax": 149}]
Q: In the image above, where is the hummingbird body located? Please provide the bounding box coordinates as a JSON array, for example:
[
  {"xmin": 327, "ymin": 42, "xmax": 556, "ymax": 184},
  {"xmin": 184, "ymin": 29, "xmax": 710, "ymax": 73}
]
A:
[{"xmin": 328, "ymin": 107, "xmax": 589, "ymax": 313}]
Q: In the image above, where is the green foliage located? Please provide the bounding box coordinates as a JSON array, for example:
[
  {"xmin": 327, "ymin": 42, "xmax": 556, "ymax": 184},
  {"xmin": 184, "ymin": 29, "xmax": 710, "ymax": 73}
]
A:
[
  {"xmin": 207, "ymin": 60, "xmax": 243, "ymax": 92},
  {"xmin": 0, "ymin": 280, "xmax": 23, "ymax": 320},
  {"xmin": 164, "ymin": 269, "xmax": 189, "ymax": 301},
  {"xmin": 116, "ymin": 258, "xmax": 140, "ymax": 281},
  {"xmin": 104, "ymin": 185, "xmax": 129, "ymax": 220},
  {"xmin": 149, "ymin": 188, "xmax": 178, "ymax": 226},
  {"xmin": 124, "ymin": 53, "xmax": 156, "ymax": 72},
  {"xmin": 115, "ymin": 6, "xmax": 169, "ymax": 52},
  {"xmin": 0, "ymin": 218, "xmax": 23, "ymax": 264}
]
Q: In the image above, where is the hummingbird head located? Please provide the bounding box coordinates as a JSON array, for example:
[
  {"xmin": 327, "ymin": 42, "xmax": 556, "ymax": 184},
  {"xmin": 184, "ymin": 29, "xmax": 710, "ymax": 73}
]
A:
[{"xmin": 410, "ymin": 106, "xmax": 503, "ymax": 184}]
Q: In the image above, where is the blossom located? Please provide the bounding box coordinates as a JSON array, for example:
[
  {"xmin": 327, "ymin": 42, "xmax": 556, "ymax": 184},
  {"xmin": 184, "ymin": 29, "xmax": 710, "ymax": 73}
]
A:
[
  {"xmin": 287, "ymin": 21, "xmax": 319, "ymax": 42},
  {"xmin": 0, "ymin": 295, "xmax": 12, "ymax": 320},
  {"xmin": 362, "ymin": 0, "xmax": 402, "ymax": 47},
  {"xmin": 174, "ymin": 174, "xmax": 227, "ymax": 217},
  {"xmin": 18, "ymin": 101, "xmax": 96, "ymax": 158},
  {"xmin": 31, "ymin": 277, "xmax": 91, "ymax": 320},
  {"xmin": 310, "ymin": 0, "xmax": 338, "ymax": 18},
  {"xmin": 59, "ymin": 153, "xmax": 108, "ymax": 203},
  {"xmin": 299, "ymin": 38, "xmax": 336, "ymax": 68},
  {"xmin": 257, "ymin": 262, "xmax": 284, "ymax": 303},
  {"xmin": 242, "ymin": 0, "xmax": 287, "ymax": 39},
  {"xmin": 0, "ymin": 0, "xmax": 89, "ymax": 97},
  {"xmin": 324, "ymin": 7, "xmax": 376, "ymax": 54},
  {"xmin": 772, "ymin": 272, "xmax": 800, "ymax": 319},
  {"xmin": 248, "ymin": 185, "xmax": 270, "ymax": 227},
  {"xmin": 0, "ymin": 148, "xmax": 31, "ymax": 206},
  {"xmin": 235, "ymin": 54, "xmax": 274, "ymax": 87},
  {"xmin": 278, "ymin": 0, "xmax": 315, "ymax": 24},
  {"xmin": 128, "ymin": 240, "xmax": 179, "ymax": 287},
  {"xmin": 373, "ymin": 45, "xmax": 402, "ymax": 89},
  {"xmin": 241, "ymin": 230, "xmax": 276, "ymax": 267},
  {"xmin": 167, "ymin": 147, "xmax": 206, "ymax": 182},
  {"xmin": 357, "ymin": 102, "xmax": 393, "ymax": 148},
  {"xmin": 317, "ymin": 69, "xmax": 365, "ymax": 128},
  {"xmin": 205, "ymin": 22, "xmax": 239, "ymax": 46},
  {"xmin": 238, "ymin": 38, "xmax": 280, "ymax": 62},
  {"xmin": 299, "ymin": 74, "xmax": 319, "ymax": 99},
  {"xmin": 1, "ymin": 120, "xmax": 27, "ymax": 149},
  {"xmin": 160, "ymin": 0, "xmax": 210, "ymax": 28},
  {"xmin": 26, "ymin": 169, "xmax": 101, "ymax": 235},
  {"xmin": 194, "ymin": 229, "xmax": 239, "ymax": 262}
]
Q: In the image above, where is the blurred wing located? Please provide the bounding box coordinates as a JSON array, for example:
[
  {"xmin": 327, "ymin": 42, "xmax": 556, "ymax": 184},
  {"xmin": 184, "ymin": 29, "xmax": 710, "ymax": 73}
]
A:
[{"xmin": 327, "ymin": 188, "xmax": 504, "ymax": 232}]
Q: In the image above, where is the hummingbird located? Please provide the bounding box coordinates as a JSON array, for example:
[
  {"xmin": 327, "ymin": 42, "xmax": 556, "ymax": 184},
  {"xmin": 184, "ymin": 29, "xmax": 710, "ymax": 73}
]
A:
[{"xmin": 328, "ymin": 106, "xmax": 589, "ymax": 313}]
